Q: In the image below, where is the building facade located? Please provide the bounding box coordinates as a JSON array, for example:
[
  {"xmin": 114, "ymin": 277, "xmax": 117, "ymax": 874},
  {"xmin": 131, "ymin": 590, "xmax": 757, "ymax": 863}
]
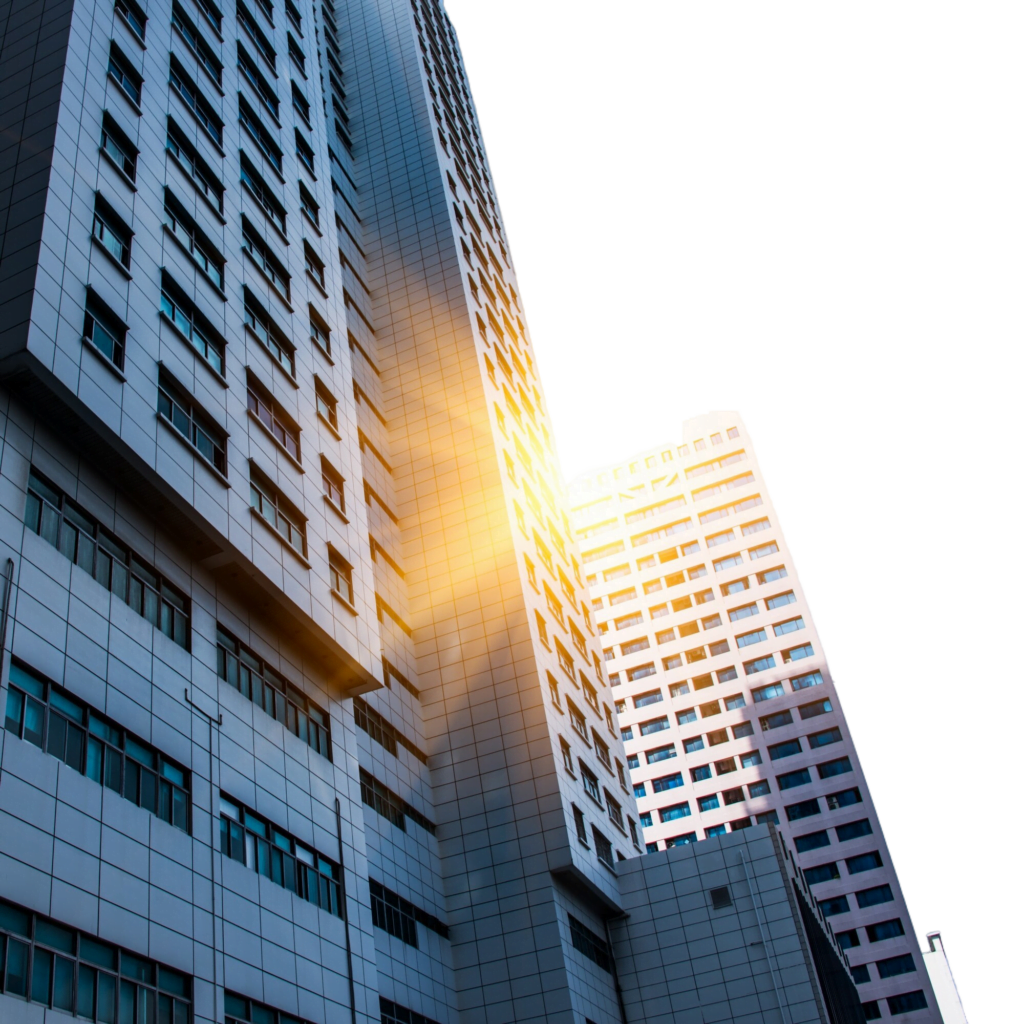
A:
[
  {"xmin": 568, "ymin": 412, "xmax": 940, "ymax": 1023},
  {"xmin": 921, "ymin": 934, "xmax": 967, "ymax": 1024}
]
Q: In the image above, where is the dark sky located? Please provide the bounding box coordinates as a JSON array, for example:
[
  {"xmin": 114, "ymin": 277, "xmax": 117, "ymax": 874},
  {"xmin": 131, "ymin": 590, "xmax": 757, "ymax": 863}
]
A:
[{"xmin": 452, "ymin": 2, "xmax": 1019, "ymax": 999}]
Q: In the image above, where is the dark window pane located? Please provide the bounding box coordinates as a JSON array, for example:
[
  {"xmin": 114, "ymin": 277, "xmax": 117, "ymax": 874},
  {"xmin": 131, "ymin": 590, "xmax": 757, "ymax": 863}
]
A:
[
  {"xmin": 52, "ymin": 955, "xmax": 74, "ymax": 1011},
  {"xmin": 6, "ymin": 938, "xmax": 29, "ymax": 996},
  {"xmin": 32, "ymin": 947, "xmax": 53, "ymax": 1005}
]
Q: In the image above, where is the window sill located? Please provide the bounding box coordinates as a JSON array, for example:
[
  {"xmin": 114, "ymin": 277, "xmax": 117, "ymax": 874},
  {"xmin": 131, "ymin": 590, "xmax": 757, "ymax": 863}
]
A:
[
  {"xmin": 170, "ymin": 88, "xmax": 226, "ymax": 158},
  {"xmin": 81, "ymin": 335, "xmax": 126, "ymax": 381},
  {"xmin": 250, "ymin": 507, "xmax": 311, "ymax": 568},
  {"xmin": 166, "ymin": 147, "xmax": 226, "ymax": 224},
  {"xmin": 172, "ymin": 30, "xmax": 225, "ymax": 96},
  {"xmin": 157, "ymin": 411, "xmax": 230, "ymax": 488},
  {"xmin": 242, "ymin": 248, "xmax": 293, "ymax": 312},
  {"xmin": 99, "ymin": 145, "xmax": 138, "ymax": 191},
  {"xmin": 244, "ymin": 333, "xmax": 299, "ymax": 390},
  {"xmin": 301, "ymin": 209, "xmax": 322, "ymax": 237},
  {"xmin": 107, "ymin": 73, "xmax": 143, "ymax": 116},
  {"xmin": 91, "ymin": 235, "xmax": 133, "ymax": 280},
  {"xmin": 318, "ymin": 411, "xmax": 341, "ymax": 440},
  {"xmin": 158, "ymin": 308, "xmax": 229, "ymax": 389},
  {"xmin": 162, "ymin": 225, "xmax": 227, "ymax": 302},
  {"xmin": 247, "ymin": 408, "xmax": 305, "ymax": 474},
  {"xmin": 242, "ymin": 181, "xmax": 289, "ymax": 244},
  {"xmin": 115, "ymin": 8, "xmax": 147, "ymax": 48},
  {"xmin": 323, "ymin": 495, "xmax": 349, "ymax": 524},
  {"xmin": 331, "ymin": 590, "xmax": 357, "ymax": 616},
  {"xmin": 311, "ymin": 335, "xmax": 334, "ymax": 364},
  {"xmin": 240, "ymin": 120, "xmax": 286, "ymax": 184}
]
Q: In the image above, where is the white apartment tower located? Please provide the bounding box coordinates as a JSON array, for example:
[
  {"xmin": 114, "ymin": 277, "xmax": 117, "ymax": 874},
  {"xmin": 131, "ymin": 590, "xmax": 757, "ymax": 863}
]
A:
[{"xmin": 569, "ymin": 412, "xmax": 941, "ymax": 1024}]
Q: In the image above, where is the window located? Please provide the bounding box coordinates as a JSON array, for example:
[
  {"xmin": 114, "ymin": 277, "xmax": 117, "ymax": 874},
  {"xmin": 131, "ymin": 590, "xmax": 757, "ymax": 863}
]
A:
[
  {"xmin": 736, "ymin": 628, "xmax": 767, "ymax": 649},
  {"xmin": 693, "ymin": 588, "xmax": 714, "ymax": 605},
  {"xmin": 743, "ymin": 655, "xmax": 776, "ymax": 675},
  {"xmin": 724, "ymin": 694, "xmax": 745, "ymax": 711},
  {"xmin": 639, "ymin": 716, "xmax": 669, "ymax": 736},
  {"xmin": 627, "ymin": 663, "xmax": 656, "ymax": 682},
  {"xmin": 791, "ymin": 670, "xmax": 824, "ymax": 691},
  {"xmin": 314, "ymin": 377, "xmax": 339, "ymax": 432},
  {"xmin": 777, "ymin": 768, "xmax": 811, "ymax": 791},
  {"xmin": 0, "ymin": 896, "xmax": 192, "ymax": 1017},
  {"xmin": 863, "ymin": 1003, "xmax": 882, "ymax": 1021},
  {"xmin": 651, "ymin": 772, "xmax": 683, "ymax": 794},
  {"xmin": 288, "ymin": 32, "xmax": 306, "ymax": 74},
  {"xmin": 739, "ymin": 750, "xmax": 762, "ymax": 768},
  {"xmin": 826, "ymin": 787, "xmax": 862, "ymax": 810},
  {"xmin": 756, "ymin": 566, "xmax": 788, "ymax": 585},
  {"xmin": 708, "ymin": 640, "xmax": 729, "ymax": 657},
  {"xmin": 608, "ymin": 585, "xmax": 636, "ymax": 604},
  {"xmin": 248, "ymin": 377, "xmax": 300, "ymax": 460},
  {"xmin": 850, "ymin": 965, "xmax": 871, "ymax": 985},
  {"xmin": 741, "ymin": 517, "xmax": 770, "ymax": 536},
  {"xmin": 722, "ymin": 578, "xmax": 749, "ymax": 596},
  {"xmin": 627, "ymin": 754, "xmax": 639, "ymax": 770},
  {"xmin": 782, "ymin": 643, "xmax": 814, "ymax": 663},
  {"xmin": 784, "ymin": 798, "xmax": 821, "ymax": 821},
  {"xmin": 167, "ymin": 119, "xmax": 224, "ymax": 212},
  {"xmin": 876, "ymin": 954, "xmax": 916, "ymax": 979},
  {"xmin": 660, "ymin": 802, "xmax": 690, "ymax": 822},
  {"xmin": 242, "ymin": 220, "xmax": 291, "ymax": 298},
  {"xmin": 633, "ymin": 782, "xmax": 647, "ymax": 799},
  {"xmin": 774, "ymin": 616, "xmax": 805, "ymax": 637},
  {"xmin": 380, "ymin": 999, "xmax": 441, "ymax": 1024},
  {"xmin": 684, "ymin": 646, "xmax": 706, "ymax": 664},
  {"xmin": 621, "ymin": 638, "xmax": 650, "ymax": 656},
  {"xmin": 226, "ymin": 993, "xmax": 321, "ymax": 1024},
  {"xmin": 238, "ymin": 43, "xmax": 280, "ymax": 119},
  {"xmin": 808, "ymin": 727, "xmax": 842, "ymax": 749},
  {"xmin": 217, "ymin": 625, "xmax": 331, "ymax": 756},
  {"xmin": 295, "ymin": 130, "xmax": 315, "ymax": 174},
  {"xmin": 722, "ymin": 787, "xmax": 744, "ymax": 805},
  {"xmin": 238, "ymin": 1, "xmax": 277, "ymax": 68},
  {"xmin": 161, "ymin": 274, "xmax": 225, "ymax": 375},
  {"xmin": 115, "ymin": 0, "xmax": 147, "ymax": 37},
  {"xmin": 580, "ymin": 762, "xmax": 601, "ymax": 804},
  {"xmin": 818, "ymin": 895, "xmax": 850, "ymax": 918},
  {"xmin": 82, "ymin": 289, "xmax": 126, "ymax": 369},
  {"xmin": 170, "ymin": 59, "xmax": 222, "ymax": 145},
  {"xmin": 24, "ymin": 469, "xmax": 190, "ymax": 647},
  {"xmin": 100, "ymin": 112, "xmax": 137, "ymax": 181},
  {"xmin": 732, "ymin": 722, "xmax": 754, "ymax": 739},
  {"xmin": 747, "ymin": 779, "xmax": 770, "ymax": 798},
  {"xmin": 794, "ymin": 831, "xmax": 830, "ymax": 853},
  {"xmin": 729, "ymin": 602, "xmax": 759, "ymax": 622},
  {"xmin": 172, "ymin": 1, "xmax": 222, "ymax": 85},
  {"xmin": 886, "ymin": 992, "xmax": 928, "ymax": 1015},
  {"xmin": 748, "ymin": 541, "xmax": 779, "ymax": 560},
  {"xmin": 244, "ymin": 289, "xmax": 295, "ymax": 375},
  {"xmin": 592, "ymin": 828, "xmax": 614, "ymax": 868},
  {"xmin": 698, "ymin": 795, "xmax": 719, "ymax": 812},
  {"xmin": 221, "ymin": 794, "xmax": 342, "ymax": 914},
  {"xmin": 761, "ymin": 709, "xmax": 794, "ymax": 731},
  {"xmin": 847, "ymin": 851, "xmax": 883, "ymax": 875},
  {"xmin": 766, "ymin": 590, "xmax": 797, "ymax": 610},
  {"xmin": 108, "ymin": 43, "xmax": 142, "ymax": 106},
  {"xmin": 706, "ymin": 529, "xmax": 734, "ymax": 548},
  {"xmin": 369, "ymin": 880, "xmax": 447, "ymax": 947},
  {"xmin": 856, "ymin": 885, "xmax": 894, "ymax": 909},
  {"xmin": 690, "ymin": 765, "xmax": 711, "ymax": 782},
  {"xmin": 683, "ymin": 736, "xmax": 704, "ymax": 754},
  {"xmin": 304, "ymin": 241, "xmax": 326, "ymax": 288},
  {"xmin": 165, "ymin": 192, "xmax": 224, "ymax": 289},
  {"xmin": 158, "ymin": 370, "xmax": 227, "ymax": 474},
  {"xmin": 646, "ymin": 744, "xmax": 676, "ymax": 764},
  {"xmin": 866, "ymin": 919, "xmax": 905, "ymax": 943},
  {"xmin": 752, "ymin": 682, "xmax": 785, "ymax": 703},
  {"xmin": 329, "ymin": 549, "xmax": 353, "ymax": 605},
  {"xmin": 321, "ymin": 457, "xmax": 345, "ymax": 513},
  {"xmin": 239, "ymin": 96, "xmax": 283, "ymax": 172},
  {"xmin": 250, "ymin": 470, "xmax": 306, "ymax": 556},
  {"xmin": 240, "ymin": 153, "xmax": 286, "ymax": 232},
  {"xmin": 569, "ymin": 915, "xmax": 611, "ymax": 973},
  {"xmin": 5, "ymin": 660, "xmax": 190, "ymax": 831},
  {"xmin": 817, "ymin": 756, "xmax": 852, "ymax": 779},
  {"xmin": 298, "ymin": 184, "xmax": 320, "ymax": 230},
  {"xmin": 713, "ymin": 554, "xmax": 744, "ymax": 572},
  {"xmin": 768, "ymin": 739, "xmax": 801, "ymax": 760},
  {"xmin": 633, "ymin": 689, "xmax": 663, "ymax": 709},
  {"xmin": 92, "ymin": 195, "xmax": 131, "ymax": 268},
  {"xmin": 359, "ymin": 769, "xmax": 434, "ymax": 834},
  {"xmin": 799, "ymin": 698, "xmax": 833, "ymax": 720},
  {"xmin": 836, "ymin": 819, "xmax": 873, "ymax": 842}
]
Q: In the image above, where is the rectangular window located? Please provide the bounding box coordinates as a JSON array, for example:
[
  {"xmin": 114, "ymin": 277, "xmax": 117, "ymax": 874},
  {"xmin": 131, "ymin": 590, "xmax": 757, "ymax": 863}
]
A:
[
  {"xmin": 698, "ymin": 794, "xmax": 719, "ymax": 812},
  {"xmin": 782, "ymin": 643, "xmax": 814, "ymax": 663},
  {"xmin": 646, "ymin": 744, "xmax": 677, "ymax": 764},
  {"xmin": 761, "ymin": 710, "xmax": 794, "ymax": 731},
  {"xmin": 826, "ymin": 787, "xmax": 862, "ymax": 810},
  {"xmin": 369, "ymin": 880, "xmax": 448, "ymax": 947},
  {"xmin": 752, "ymin": 682, "xmax": 785, "ymax": 703},
  {"xmin": 248, "ymin": 376, "xmax": 300, "ymax": 460},
  {"xmin": 238, "ymin": 43, "xmax": 280, "ymax": 118},
  {"xmin": 24, "ymin": 469, "xmax": 190, "ymax": 647},
  {"xmin": 836, "ymin": 819, "xmax": 873, "ymax": 842},
  {"xmin": 161, "ymin": 272, "xmax": 226, "ymax": 375},
  {"xmin": 83, "ymin": 288, "xmax": 127, "ymax": 369},
  {"xmin": 295, "ymin": 130, "xmax": 315, "ymax": 174},
  {"xmin": 329, "ymin": 549, "xmax": 353, "ymax": 605},
  {"xmin": 221, "ymin": 793, "xmax": 342, "ymax": 914},
  {"xmin": 172, "ymin": 1, "xmax": 223, "ymax": 85},
  {"xmin": 774, "ymin": 616, "xmax": 805, "ymax": 637},
  {"xmin": 304, "ymin": 241, "xmax": 325, "ymax": 287},
  {"xmin": 165, "ymin": 191, "xmax": 224, "ymax": 289},
  {"xmin": 856, "ymin": 885, "xmax": 894, "ymax": 909},
  {"xmin": 167, "ymin": 119, "xmax": 224, "ymax": 212},
  {"xmin": 747, "ymin": 779, "xmax": 770, "ymax": 798},
  {"xmin": 819, "ymin": 895, "xmax": 851, "ymax": 918},
  {"xmin": 846, "ymin": 851, "xmax": 884, "ymax": 875},
  {"xmin": 768, "ymin": 739, "xmax": 801, "ymax": 761},
  {"xmin": 817, "ymin": 756, "xmax": 853, "ymax": 779},
  {"xmin": 243, "ymin": 288, "xmax": 295, "ymax": 376},
  {"xmin": 724, "ymin": 694, "xmax": 745, "ymax": 711},
  {"xmin": 659, "ymin": 802, "xmax": 690, "ymax": 822},
  {"xmin": 808, "ymin": 727, "xmax": 842, "ymax": 749},
  {"xmin": 0, "ymin": 896, "xmax": 191, "ymax": 1016},
  {"xmin": 777, "ymin": 768, "xmax": 812, "ymax": 791},
  {"xmin": 108, "ymin": 42, "xmax": 142, "ymax": 106},
  {"xmin": 568, "ymin": 915, "xmax": 611, "ymax": 973},
  {"xmin": 676, "ymin": 708, "xmax": 696, "ymax": 725},
  {"xmin": 242, "ymin": 219, "xmax": 291, "ymax": 298},
  {"xmin": 729, "ymin": 602, "xmax": 759, "ymax": 622},
  {"xmin": 170, "ymin": 58, "xmax": 223, "ymax": 145},
  {"xmin": 92, "ymin": 195, "xmax": 132, "ymax": 268},
  {"xmin": 748, "ymin": 541, "xmax": 780, "ymax": 560},
  {"xmin": 766, "ymin": 590, "xmax": 797, "ymax": 610},
  {"xmin": 240, "ymin": 152, "xmax": 286, "ymax": 232},
  {"xmin": 713, "ymin": 554, "xmax": 744, "ymax": 572},
  {"xmin": 732, "ymin": 722, "xmax": 754, "ymax": 739},
  {"xmin": 633, "ymin": 689, "xmax": 663, "ymax": 709},
  {"xmin": 158, "ymin": 371, "xmax": 227, "ymax": 474},
  {"xmin": 579, "ymin": 762, "xmax": 601, "ymax": 803},
  {"xmin": 115, "ymin": 0, "xmax": 147, "ymax": 38},
  {"xmin": 314, "ymin": 377, "xmax": 338, "ymax": 431},
  {"xmin": 239, "ymin": 96, "xmax": 284, "ymax": 171},
  {"xmin": 743, "ymin": 655, "xmax": 776, "ymax": 675},
  {"xmin": 217, "ymin": 625, "xmax": 331, "ymax": 756},
  {"xmin": 100, "ymin": 112, "xmax": 137, "ymax": 181},
  {"xmin": 238, "ymin": 1, "xmax": 277, "ymax": 68},
  {"xmin": 794, "ymin": 831, "xmax": 830, "ymax": 853},
  {"xmin": 736, "ymin": 627, "xmax": 767, "ymax": 649},
  {"xmin": 886, "ymin": 993, "xmax": 928, "ymax": 1015},
  {"xmin": 784, "ymin": 798, "xmax": 820, "ymax": 821},
  {"xmin": 741, "ymin": 517, "xmax": 770, "ymax": 536},
  {"xmin": 321, "ymin": 458, "xmax": 345, "ymax": 513},
  {"xmin": 708, "ymin": 639, "xmax": 729, "ymax": 657},
  {"xmin": 5, "ymin": 660, "xmax": 190, "ymax": 831},
  {"xmin": 756, "ymin": 566, "xmax": 788, "ymax": 585},
  {"xmin": 226, "ymin": 992, "xmax": 322, "ymax": 1024},
  {"xmin": 639, "ymin": 716, "xmax": 670, "ymax": 737},
  {"xmin": 250, "ymin": 469, "xmax": 306, "ymax": 556},
  {"xmin": 359, "ymin": 769, "xmax": 435, "ymax": 834},
  {"xmin": 866, "ymin": 919, "xmax": 905, "ymax": 943},
  {"xmin": 791, "ymin": 670, "xmax": 824, "ymax": 690},
  {"xmin": 799, "ymin": 698, "xmax": 833, "ymax": 720}
]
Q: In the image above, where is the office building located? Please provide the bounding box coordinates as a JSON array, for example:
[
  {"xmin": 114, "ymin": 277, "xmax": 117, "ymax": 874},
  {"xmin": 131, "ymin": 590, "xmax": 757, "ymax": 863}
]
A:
[
  {"xmin": 569, "ymin": 412, "xmax": 940, "ymax": 1022},
  {"xmin": 0, "ymin": 2, "xmax": 869, "ymax": 1023}
]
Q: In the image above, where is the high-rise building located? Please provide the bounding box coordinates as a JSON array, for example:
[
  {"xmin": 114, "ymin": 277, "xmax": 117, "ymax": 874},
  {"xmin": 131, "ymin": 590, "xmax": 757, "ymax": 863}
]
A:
[
  {"xmin": 0, "ymin": 4, "xmax": 869, "ymax": 1024},
  {"xmin": 569, "ymin": 412, "xmax": 941, "ymax": 1023}
]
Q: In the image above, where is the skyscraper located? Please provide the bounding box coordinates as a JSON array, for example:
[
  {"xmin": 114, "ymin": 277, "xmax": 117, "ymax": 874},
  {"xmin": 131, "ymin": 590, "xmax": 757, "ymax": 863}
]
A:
[
  {"xmin": 0, "ymin": 0, "xmax": 906, "ymax": 1019},
  {"xmin": 568, "ymin": 412, "xmax": 940, "ymax": 1022}
]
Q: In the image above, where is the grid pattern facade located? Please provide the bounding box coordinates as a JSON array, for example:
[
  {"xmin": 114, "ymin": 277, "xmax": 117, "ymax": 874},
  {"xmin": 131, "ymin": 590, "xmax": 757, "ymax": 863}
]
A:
[{"xmin": 569, "ymin": 411, "xmax": 940, "ymax": 1022}]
